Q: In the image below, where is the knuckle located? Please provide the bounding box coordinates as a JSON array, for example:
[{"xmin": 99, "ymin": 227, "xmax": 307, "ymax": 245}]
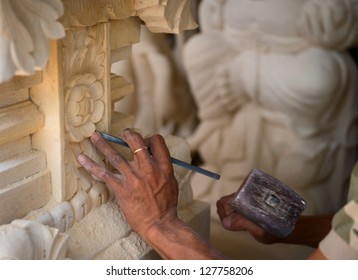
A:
[
  {"xmin": 97, "ymin": 170, "xmax": 111, "ymax": 183},
  {"xmin": 161, "ymin": 165, "xmax": 174, "ymax": 176},
  {"xmin": 122, "ymin": 128, "xmax": 141, "ymax": 140},
  {"xmin": 110, "ymin": 153, "xmax": 122, "ymax": 164},
  {"xmin": 151, "ymin": 133, "xmax": 163, "ymax": 141}
]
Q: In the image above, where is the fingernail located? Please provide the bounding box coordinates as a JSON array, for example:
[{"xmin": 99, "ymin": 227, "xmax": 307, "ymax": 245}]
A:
[
  {"xmin": 120, "ymin": 128, "xmax": 131, "ymax": 141},
  {"xmin": 91, "ymin": 131, "xmax": 101, "ymax": 142},
  {"xmin": 77, "ymin": 154, "xmax": 86, "ymax": 164},
  {"xmin": 122, "ymin": 127, "xmax": 131, "ymax": 134}
]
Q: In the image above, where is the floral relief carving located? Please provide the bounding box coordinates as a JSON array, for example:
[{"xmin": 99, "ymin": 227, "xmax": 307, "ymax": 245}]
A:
[
  {"xmin": 65, "ymin": 73, "xmax": 105, "ymax": 143},
  {"xmin": 0, "ymin": 0, "xmax": 209, "ymax": 260},
  {"xmin": 62, "ymin": 26, "xmax": 108, "ymax": 206},
  {"xmin": 65, "ymin": 137, "xmax": 106, "ymax": 201},
  {"xmin": 62, "ymin": 27, "xmax": 105, "ymax": 83}
]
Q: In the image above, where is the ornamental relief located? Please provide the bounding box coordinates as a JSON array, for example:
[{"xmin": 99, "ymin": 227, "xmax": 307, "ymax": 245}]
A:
[
  {"xmin": 65, "ymin": 73, "xmax": 105, "ymax": 143},
  {"xmin": 0, "ymin": 0, "xmax": 202, "ymax": 260},
  {"xmin": 62, "ymin": 26, "xmax": 109, "ymax": 204},
  {"xmin": 0, "ymin": 0, "xmax": 65, "ymax": 83}
]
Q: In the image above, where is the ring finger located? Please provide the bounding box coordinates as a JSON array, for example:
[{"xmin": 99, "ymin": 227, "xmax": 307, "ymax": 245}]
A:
[{"xmin": 121, "ymin": 129, "xmax": 152, "ymax": 164}]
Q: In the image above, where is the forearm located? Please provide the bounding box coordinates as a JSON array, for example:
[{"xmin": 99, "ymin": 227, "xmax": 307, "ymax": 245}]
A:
[
  {"xmin": 145, "ymin": 218, "xmax": 227, "ymax": 260},
  {"xmin": 280, "ymin": 215, "xmax": 333, "ymax": 248}
]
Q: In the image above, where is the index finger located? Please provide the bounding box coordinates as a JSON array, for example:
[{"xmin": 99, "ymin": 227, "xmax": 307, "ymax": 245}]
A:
[
  {"xmin": 90, "ymin": 132, "xmax": 132, "ymax": 176},
  {"xmin": 78, "ymin": 153, "xmax": 121, "ymax": 188}
]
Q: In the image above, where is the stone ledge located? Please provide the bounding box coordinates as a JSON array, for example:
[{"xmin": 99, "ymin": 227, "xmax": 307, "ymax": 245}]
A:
[
  {"xmin": 0, "ymin": 101, "xmax": 44, "ymax": 146},
  {"xmin": 0, "ymin": 170, "xmax": 51, "ymax": 225},
  {"xmin": 66, "ymin": 199, "xmax": 210, "ymax": 259},
  {"xmin": 0, "ymin": 150, "xmax": 47, "ymax": 189}
]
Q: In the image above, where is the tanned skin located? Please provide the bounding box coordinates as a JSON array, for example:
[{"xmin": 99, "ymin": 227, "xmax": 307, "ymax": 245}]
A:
[
  {"xmin": 78, "ymin": 130, "xmax": 226, "ymax": 260},
  {"xmin": 78, "ymin": 129, "xmax": 330, "ymax": 260}
]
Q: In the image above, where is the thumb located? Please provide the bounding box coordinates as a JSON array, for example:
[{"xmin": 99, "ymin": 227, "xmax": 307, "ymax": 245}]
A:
[
  {"xmin": 222, "ymin": 215, "xmax": 233, "ymax": 229},
  {"xmin": 222, "ymin": 214, "xmax": 245, "ymax": 231}
]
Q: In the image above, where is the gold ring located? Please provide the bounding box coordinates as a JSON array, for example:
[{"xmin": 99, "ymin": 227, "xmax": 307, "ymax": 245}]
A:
[{"xmin": 133, "ymin": 147, "xmax": 147, "ymax": 154}]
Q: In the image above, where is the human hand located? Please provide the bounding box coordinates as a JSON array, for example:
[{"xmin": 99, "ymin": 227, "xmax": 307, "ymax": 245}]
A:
[
  {"xmin": 216, "ymin": 193, "xmax": 279, "ymax": 244},
  {"xmin": 77, "ymin": 129, "xmax": 179, "ymax": 238}
]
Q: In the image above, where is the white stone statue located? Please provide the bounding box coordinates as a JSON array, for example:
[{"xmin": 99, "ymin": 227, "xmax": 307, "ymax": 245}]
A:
[
  {"xmin": 183, "ymin": 0, "xmax": 358, "ymax": 259},
  {"xmin": 0, "ymin": 220, "xmax": 69, "ymax": 259},
  {"xmin": 0, "ymin": 0, "xmax": 65, "ymax": 83},
  {"xmin": 112, "ymin": 25, "xmax": 198, "ymax": 138}
]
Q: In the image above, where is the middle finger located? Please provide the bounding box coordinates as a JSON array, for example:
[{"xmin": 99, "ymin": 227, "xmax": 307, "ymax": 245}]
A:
[{"xmin": 91, "ymin": 132, "xmax": 132, "ymax": 176}]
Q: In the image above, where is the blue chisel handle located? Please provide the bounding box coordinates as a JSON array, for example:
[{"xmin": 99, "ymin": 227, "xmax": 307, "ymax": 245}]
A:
[{"xmin": 98, "ymin": 131, "xmax": 221, "ymax": 181}]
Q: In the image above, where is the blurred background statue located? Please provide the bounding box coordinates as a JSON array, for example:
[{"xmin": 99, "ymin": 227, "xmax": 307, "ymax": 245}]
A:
[
  {"xmin": 182, "ymin": 0, "xmax": 358, "ymax": 259},
  {"xmin": 112, "ymin": 25, "xmax": 198, "ymax": 138}
]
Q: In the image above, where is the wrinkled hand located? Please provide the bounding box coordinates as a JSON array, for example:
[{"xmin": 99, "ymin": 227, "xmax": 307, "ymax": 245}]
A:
[
  {"xmin": 216, "ymin": 193, "xmax": 279, "ymax": 244},
  {"xmin": 77, "ymin": 129, "xmax": 179, "ymax": 238}
]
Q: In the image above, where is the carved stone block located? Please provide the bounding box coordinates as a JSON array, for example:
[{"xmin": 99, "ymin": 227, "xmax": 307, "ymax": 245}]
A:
[
  {"xmin": 0, "ymin": 0, "xmax": 207, "ymax": 260},
  {"xmin": 0, "ymin": 170, "xmax": 51, "ymax": 225}
]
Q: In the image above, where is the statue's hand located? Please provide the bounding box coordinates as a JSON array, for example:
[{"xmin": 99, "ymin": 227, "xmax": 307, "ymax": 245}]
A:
[
  {"xmin": 298, "ymin": 0, "xmax": 358, "ymax": 49},
  {"xmin": 215, "ymin": 65, "xmax": 246, "ymax": 112}
]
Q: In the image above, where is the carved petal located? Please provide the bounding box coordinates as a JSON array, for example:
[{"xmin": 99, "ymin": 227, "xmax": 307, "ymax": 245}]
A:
[
  {"xmin": 89, "ymin": 183, "xmax": 109, "ymax": 208},
  {"xmin": 51, "ymin": 202, "xmax": 74, "ymax": 232},
  {"xmin": 65, "ymin": 166, "xmax": 78, "ymax": 201},
  {"xmin": 77, "ymin": 73, "xmax": 96, "ymax": 86},
  {"xmin": 69, "ymin": 86, "xmax": 86, "ymax": 102},
  {"xmin": 89, "ymin": 81, "xmax": 103, "ymax": 100},
  {"xmin": 10, "ymin": 29, "xmax": 36, "ymax": 74},
  {"xmin": 80, "ymin": 139, "xmax": 94, "ymax": 157},
  {"xmin": 0, "ymin": 37, "xmax": 16, "ymax": 82},
  {"xmin": 78, "ymin": 168, "xmax": 92, "ymax": 191},
  {"xmin": 67, "ymin": 115, "xmax": 84, "ymax": 127},
  {"xmin": 66, "ymin": 100, "xmax": 80, "ymax": 119},
  {"xmin": 0, "ymin": 0, "xmax": 65, "ymax": 83},
  {"xmin": 90, "ymin": 101, "xmax": 105, "ymax": 123},
  {"xmin": 79, "ymin": 120, "xmax": 96, "ymax": 138},
  {"xmin": 68, "ymin": 125, "xmax": 84, "ymax": 142},
  {"xmin": 70, "ymin": 191, "xmax": 91, "ymax": 222},
  {"xmin": 41, "ymin": 0, "xmax": 64, "ymax": 17}
]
